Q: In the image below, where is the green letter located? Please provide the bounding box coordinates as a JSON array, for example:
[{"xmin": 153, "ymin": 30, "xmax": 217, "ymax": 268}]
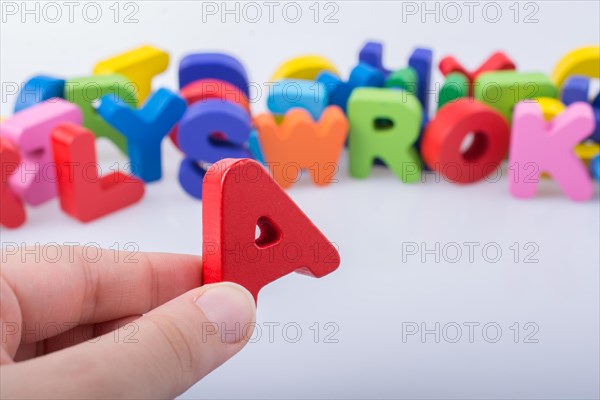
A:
[
  {"xmin": 474, "ymin": 71, "xmax": 557, "ymax": 122},
  {"xmin": 348, "ymin": 88, "xmax": 422, "ymax": 182},
  {"xmin": 65, "ymin": 74, "xmax": 137, "ymax": 153}
]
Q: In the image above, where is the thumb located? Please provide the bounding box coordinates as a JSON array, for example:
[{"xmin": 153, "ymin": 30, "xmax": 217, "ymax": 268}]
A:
[{"xmin": 1, "ymin": 282, "xmax": 256, "ymax": 399}]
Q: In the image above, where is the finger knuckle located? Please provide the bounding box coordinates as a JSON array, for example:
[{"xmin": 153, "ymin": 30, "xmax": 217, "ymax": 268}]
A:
[{"xmin": 147, "ymin": 315, "xmax": 201, "ymax": 378}]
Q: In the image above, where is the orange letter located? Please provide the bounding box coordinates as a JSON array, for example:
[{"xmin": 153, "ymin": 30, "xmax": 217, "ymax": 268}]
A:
[{"xmin": 255, "ymin": 106, "xmax": 348, "ymax": 189}]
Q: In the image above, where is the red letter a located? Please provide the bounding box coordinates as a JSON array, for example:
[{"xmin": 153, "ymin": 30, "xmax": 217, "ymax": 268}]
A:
[{"xmin": 202, "ymin": 158, "xmax": 340, "ymax": 301}]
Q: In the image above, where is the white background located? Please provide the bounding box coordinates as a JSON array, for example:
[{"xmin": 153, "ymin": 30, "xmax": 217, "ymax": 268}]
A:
[{"xmin": 1, "ymin": 1, "xmax": 599, "ymax": 399}]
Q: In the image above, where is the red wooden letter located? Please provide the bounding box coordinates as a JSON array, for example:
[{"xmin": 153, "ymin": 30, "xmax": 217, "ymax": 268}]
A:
[
  {"xmin": 1, "ymin": 137, "xmax": 26, "ymax": 228},
  {"xmin": 202, "ymin": 158, "xmax": 340, "ymax": 301},
  {"xmin": 51, "ymin": 123, "xmax": 145, "ymax": 222}
]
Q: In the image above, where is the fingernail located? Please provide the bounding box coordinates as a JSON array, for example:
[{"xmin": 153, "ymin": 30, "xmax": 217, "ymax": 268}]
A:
[{"xmin": 195, "ymin": 283, "xmax": 256, "ymax": 344}]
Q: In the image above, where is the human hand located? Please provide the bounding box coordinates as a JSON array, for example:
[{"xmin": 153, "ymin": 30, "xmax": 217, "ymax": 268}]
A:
[{"xmin": 0, "ymin": 246, "xmax": 256, "ymax": 399}]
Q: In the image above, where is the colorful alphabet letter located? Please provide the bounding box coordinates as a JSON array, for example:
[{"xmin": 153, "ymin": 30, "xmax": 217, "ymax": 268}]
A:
[
  {"xmin": 270, "ymin": 55, "xmax": 339, "ymax": 81},
  {"xmin": 438, "ymin": 73, "xmax": 469, "ymax": 109},
  {"xmin": 0, "ymin": 137, "xmax": 26, "ymax": 228},
  {"xmin": 422, "ymin": 99, "xmax": 510, "ymax": 183},
  {"xmin": 254, "ymin": 106, "xmax": 348, "ymax": 188},
  {"xmin": 202, "ymin": 158, "xmax": 341, "ymax": 301},
  {"xmin": 561, "ymin": 76, "xmax": 600, "ymax": 143},
  {"xmin": 64, "ymin": 74, "xmax": 137, "ymax": 153},
  {"xmin": 179, "ymin": 53, "xmax": 250, "ymax": 97},
  {"xmin": 474, "ymin": 71, "xmax": 557, "ymax": 122},
  {"xmin": 318, "ymin": 64, "xmax": 384, "ymax": 113},
  {"xmin": 0, "ymin": 99, "xmax": 82, "ymax": 205},
  {"xmin": 51, "ymin": 123, "xmax": 145, "ymax": 222},
  {"xmin": 267, "ymin": 79, "xmax": 328, "ymax": 120},
  {"xmin": 178, "ymin": 100, "xmax": 252, "ymax": 199},
  {"xmin": 99, "ymin": 88, "xmax": 186, "ymax": 182},
  {"xmin": 94, "ymin": 45, "xmax": 169, "ymax": 105},
  {"xmin": 509, "ymin": 102, "xmax": 595, "ymax": 201},
  {"xmin": 14, "ymin": 75, "xmax": 65, "ymax": 113},
  {"xmin": 439, "ymin": 51, "xmax": 516, "ymax": 95},
  {"xmin": 552, "ymin": 46, "xmax": 600, "ymax": 88},
  {"xmin": 169, "ymin": 78, "xmax": 250, "ymax": 148},
  {"xmin": 347, "ymin": 88, "xmax": 422, "ymax": 182}
]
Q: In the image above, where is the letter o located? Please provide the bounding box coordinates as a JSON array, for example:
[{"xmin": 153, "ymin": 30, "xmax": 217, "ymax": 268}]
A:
[{"xmin": 422, "ymin": 99, "xmax": 509, "ymax": 183}]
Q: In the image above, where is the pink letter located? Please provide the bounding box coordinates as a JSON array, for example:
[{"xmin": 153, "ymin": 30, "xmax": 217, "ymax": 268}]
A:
[
  {"xmin": 0, "ymin": 99, "xmax": 82, "ymax": 205},
  {"xmin": 509, "ymin": 102, "xmax": 594, "ymax": 201}
]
